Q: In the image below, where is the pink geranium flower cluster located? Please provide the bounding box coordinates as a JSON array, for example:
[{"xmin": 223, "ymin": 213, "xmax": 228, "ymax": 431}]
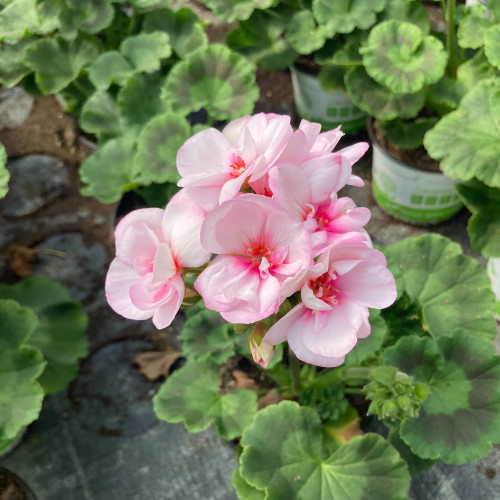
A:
[{"xmin": 106, "ymin": 114, "xmax": 397, "ymax": 367}]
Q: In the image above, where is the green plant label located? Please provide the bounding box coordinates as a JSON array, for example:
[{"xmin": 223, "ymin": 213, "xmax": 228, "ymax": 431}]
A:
[
  {"xmin": 290, "ymin": 66, "xmax": 366, "ymax": 132},
  {"xmin": 371, "ymin": 141, "xmax": 462, "ymax": 224}
]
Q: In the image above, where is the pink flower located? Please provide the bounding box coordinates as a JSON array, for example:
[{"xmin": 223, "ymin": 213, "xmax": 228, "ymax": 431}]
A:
[
  {"xmin": 176, "ymin": 113, "xmax": 293, "ymax": 204},
  {"xmin": 264, "ymin": 239, "xmax": 397, "ymax": 367},
  {"xmin": 269, "ymin": 162, "xmax": 370, "ymax": 256},
  {"xmin": 194, "ymin": 194, "xmax": 311, "ymax": 324},
  {"xmin": 105, "ymin": 197, "xmax": 211, "ymax": 329},
  {"xmin": 249, "ymin": 323, "xmax": 274, "ymax": 368}
]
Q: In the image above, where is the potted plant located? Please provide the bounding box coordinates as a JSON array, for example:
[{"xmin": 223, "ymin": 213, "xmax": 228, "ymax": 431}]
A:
[
  {"xmin": 0, "ymin": 275, "xmax": 88, "ymax": 455},
  {"xmin": 104, "ymin": 113, "xmax": 500, "ymax": 499},
  {"xmin": 341, "ymin": 0, "xmax": 500, "ymax": 227},
  {"xmin": 200, "ymin": 0, "xmax": 389, "ymax": 132},
  {"xmin": 0, "ymin": 0, "xmax": 260, "ymax": 208}
]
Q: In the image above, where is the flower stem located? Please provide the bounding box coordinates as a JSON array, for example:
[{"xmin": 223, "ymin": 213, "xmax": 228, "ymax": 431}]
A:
[
  {"xmin": 446, "ymin": 0, "xmax": 457, "ymax": 79},
  {"xmin": 288, "ymin": 347, "xmax": 302, "ymax": 396}
]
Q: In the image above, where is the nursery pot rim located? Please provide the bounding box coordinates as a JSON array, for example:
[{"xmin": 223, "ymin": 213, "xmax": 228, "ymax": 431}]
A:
[{"xmin": 366, "ymin": 117, "xmax": 444, "ymax": 177}]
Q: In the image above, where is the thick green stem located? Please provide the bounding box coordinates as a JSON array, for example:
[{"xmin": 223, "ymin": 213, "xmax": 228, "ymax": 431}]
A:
[
  {"xmin": 446, "ymin": 0, "xmax": 457, "ymax": 79},
  {"xmin": 288, "ymin": 348, "xmax": 302, "ymax": 395},
  {"xmin": 128, "ymin": 7, "xmax": 138, "ymax": 36}
]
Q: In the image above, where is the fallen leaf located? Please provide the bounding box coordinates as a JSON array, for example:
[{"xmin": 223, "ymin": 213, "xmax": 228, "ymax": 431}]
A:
[
  {"xmin": 7, "ymin": 244, "xmax": 37, "ymax": 277},
  {"xmin": 232, "ymin": 369, "xmax": 260, "ymax": 392},
  {"xmin": 258, "ymin": 389, "xmax": 282, "ymax": 410},
  {"xmin": 133, "ymin": 345, "xmax": 182, "ymax": 381}
]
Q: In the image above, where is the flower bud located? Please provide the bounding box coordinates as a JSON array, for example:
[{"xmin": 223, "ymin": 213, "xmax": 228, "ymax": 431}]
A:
[{"xmin": 249, "ymin": 323, "xmax": 274, "ymax": 368}]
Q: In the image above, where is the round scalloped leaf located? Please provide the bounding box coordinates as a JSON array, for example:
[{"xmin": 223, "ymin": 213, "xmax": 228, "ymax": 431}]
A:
[
  {"xmin": 286, "ymin": 10, "xmax": 327, "ymax": 55},
  {"xmin": 0, "ymin": 276, "xmax": 89, "ymax": 394},
  {"xmin": 80, "ymin": 134, "xmax": 141, "ymax": 203},
  {"xmin": 427, "ymin": 76, "xmax": 466, "ymax": 115},
  {"xmin": 457, "ymin": 5, "xmax": 490, "ymax": 49},
  {"xmin": 81, "ymin": 91, "xmax": 122, "ymax": 138},
  {"xmin": 312, "ymin": 0, "xmax": 387, "ymax": 36},
  {"xmin": 381, "ymin": 0, "xmax": 430, "ymax": 33},
  {"xmin": 232, "ymin": 468, "xmax": 265, "ymax": 500},
  {"xmin": 384, "ymin": 234, "xmax": 498, "ymax": 341},
  {"xmin": 424, "ymin": 78, "xmax": 500, "ymax": 188},
  {"xmin": 457, "ymin": 50, "xmax": 500, "ymax": 90},
  {"xmin": 153, "ymin": 360, "xmax": 257, "ymax": 440},
  {"xmin": 360, "ymin": 20, "xmax": 447, "ymax": 94},
  {"xmin": 456, "ymin": 180, "xmax": 500, "ymax": 258},
  {"xmin": 378, "ymin": 117, "xmax": 439, "ymax": 150},
  {"xmin": 345, "ymin": 67, "xmax": 425, "ymax": 120},
  {"xmin": 226, "ymin": 8, "xmax": 297, "ymax": 71},
  {"xmin": 180, "ymin": 305, "xmax": 235, "ymax": 364},
  {"xmin": 142, "ymin": 7, "xmax": 208, "ymax": 58},
  {"xmin": 484, "ymin": 25, "xmax": 500, "ymax": 70},
  {"xmin": 88, "ymin": 51, "xmax": 135, "ymax": 91},
  {"xmin": 385, "ymin": 334, "xmax": 500, "ymax": 464},
  {"xmin": 198, "ymin": 0, "xmax": 275, "ymax": 22},
  {"xmin": 118, "ymin": 72, "xmax": 168, "ymax": 129},
  {"xmin": 0, "ymin": 0, "xmax": 38, "ymax": 44},
  {"xmin": 65, "ymin": 0, "xmax": 114, "ymax": 34},
  {"xmin": 0, "ymin": 143, "xmax": 8, "ymax": 199},
  {"xmin": 344, "ymin": 309, "xmax": 387, "ymax": 365},
  {"xmin": 120, "ymin": 32, "xmax": 171, "ymax": 73},
  {"xmin": 133, "ymin": 112, "xmax": 190, "ymax": 185},
  {"xmin": 162, "ymin": 45, "xmax": 259, "ymax": 121},
  {"xmin": 0, "ymin": 299, "xmax": 45, "ymax": 441},
  {"xmin": 240, "ymin": 401, "xmax": 410, "ymax": 500},
  {"xmin": 24, "ymin": 37, "xmax": 98, "ymax": 94},
  {"xmin": 0, "ymin": 38, "xmax": 34, "ymax": 87}
]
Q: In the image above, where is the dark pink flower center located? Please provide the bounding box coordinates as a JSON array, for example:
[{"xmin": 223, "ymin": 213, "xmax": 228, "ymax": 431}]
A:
[
  {"xmin": 229, "ymin": 155, "xmax": 246, "ymax": 178},
  {"xmin": 310, "ymin": 272, "xmax": 339, "ymax": 304},
  {"xmin": 247, "ymin": 246, "xmax": 272, "ymax": 267}
]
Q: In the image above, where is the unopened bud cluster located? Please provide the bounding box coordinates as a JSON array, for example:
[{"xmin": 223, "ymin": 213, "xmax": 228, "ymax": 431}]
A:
[{"xmin": 364, "ymin": 366, "xmax": 429, "ymax": 422}]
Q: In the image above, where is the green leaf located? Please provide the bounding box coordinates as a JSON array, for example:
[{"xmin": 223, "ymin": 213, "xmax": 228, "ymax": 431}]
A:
[
  {"xmin": 88, "ymin": 51, "xmax": 135, "ymax": 91},
  {"xmin": 286, "ymin": 10, "xmax": 327, "ymax": 56},
  {"xmin": 0, "ymin": 276, "xmax": 89, "ymax": 394},
  {"xmin": 198, "ymin": 0, "xmax": 275, "ymax": 22},
  {"xmin": 457, "ymin": 50, "xmax": 500, "ymax": 90},
  {"xmin": 381, "ymin": 0, "xmax": 430, "ymax": 33},
  {"xmin": 24, "ymin": 37, "xmax": 99, "ymax": 94},
  {"xmin": 0, "ymin": 38, "xmax": 34, "ymax": 86},
  {"xmin": 484, "ymin": 25, "xmax": 500, "ymax": 70},
  {"xmin": 80, "ymin": 91, "xmax": 122, "ymax": 138},
  {"xmin": 118, "ymin": 72, "xmax": 168, "ymax": 130},
  {"xmin": 378, "ymin": 117, "xmax": 439, "ymax": 150},
  {"xmin": 80, "ymin": 134, "xmax": 141, "ymax": 203},
  {"xmin": 142, "ymin": 7, "xmax": 208, "ymax": 58},
  {"xmin": 312, "ymin": 0, "xmax": 386, "ymax": 36},
  {"xmin": 240, "ymin": 401, "xmax": 410, "ymax": 500},
  {"xmin": 180, "ymin": 305, "xmax": 235, "ymax": 364},
  {"xmin": 360, "ymin": 20, "xmax": 447, "ymax": 94},
  {"xmin": 0, "ymin": 275, "xmax": 70, "ymax": 310},
  {"xmin": 65, "ymin": 0, "xmax": 115, "ymax": 34},
  {"xmin": 0, "ymin": 299, "xmax": 45, "ymax": 441},
  {"xmin": 456, "ymin": 179, "xmax": 500, "ymax": 258},
  {"xmin": 134, "ymin": 112, "xmax": 190, "ymax": 185},
  {"xmin": 232, "ymin": 468, "xmax": 265, "ymax": 500},
  {"xmin": 458, "ymin": 5, "xmax": 490, "ymax": 49},
  {"xmin": 427, "ymin": 76, "xmax": 467, "ymax": 114},
  {"xmin": 383, "ymin": 234, "xmax": 498, "ymax": 341},
  {"xmin": 0, "ymin": 143, "xmax": 8, "ymax": 199},
  {"xmin": 226, "ymin": 8, "xmax": 297, "ymax": 71},
  {"xmin": 385, "ymin": 333, "xmax": 500, "ymax": 464},
  {"xmin": 153, "ymin": 360, "xmax": 257, "ymax": 440},
  {"xmin": 120, "ymin": 32, "xmax": 171, "ymax": 73},
  {"xmin": 345, "ymin": 67, "xmax": 425, "ymax": 120},
  {"xmin": 162, "ymin": 44, "xmax": 259, "ymax": 121},
  {"xmin": 344, "ymin": 309, "xmax": 387, "ymax": 365},
  {"xmin": 424, "ymin": 78, "xmax": 500, "ymax": 188},
  {"xmin": 0, "ymin": 0, "xmax": 38, "ymax": 43}
]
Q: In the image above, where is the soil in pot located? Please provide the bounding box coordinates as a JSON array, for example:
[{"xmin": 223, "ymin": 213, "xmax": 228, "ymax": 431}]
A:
[{"xmin": 0, "ymin": 468, "xmax": 36, "ymax": 500}]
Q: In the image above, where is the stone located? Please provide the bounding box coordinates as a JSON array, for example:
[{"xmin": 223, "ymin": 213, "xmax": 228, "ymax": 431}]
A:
[
  {"xmin": 0, "ymin": 87, "xmax": 34, "ymax": 130},
  {"xmin": 0, "ymin": 155, "xmax": 70, "ymax": 217}
]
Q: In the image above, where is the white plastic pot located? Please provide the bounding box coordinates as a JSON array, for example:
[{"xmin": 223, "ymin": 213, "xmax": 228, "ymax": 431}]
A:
[
  {"xmin": 368, "ymin": 121, "xmax": 463, "ymax": 224},
  {"xmin": 290, "ymin": 65, "xmax": 366, "ymax": 133}
]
